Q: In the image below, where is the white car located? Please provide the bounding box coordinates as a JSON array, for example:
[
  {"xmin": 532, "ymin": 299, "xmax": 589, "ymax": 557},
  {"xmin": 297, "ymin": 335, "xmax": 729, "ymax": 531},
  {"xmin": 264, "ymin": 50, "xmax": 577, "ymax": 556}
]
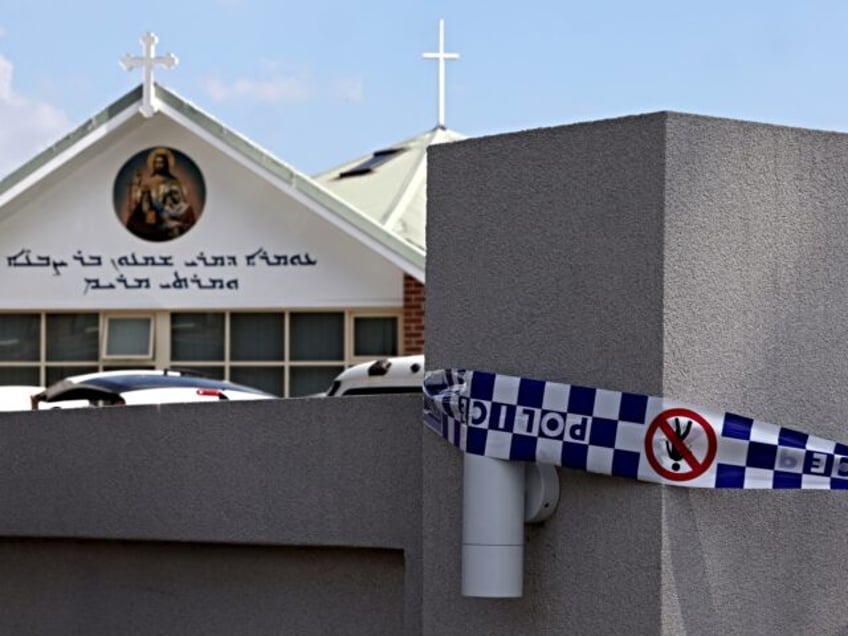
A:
[
  {"xmin": 0, "ymin": 385, "xmax": 45, "ymax": 412},
  {"xmin": 30, "ymin": 369, "xmax": 277, "ymax": 409},
  {"xmin": 0, "ymin": 385, "xmax": 89, "ymax": 412},
  {"xmin": 324, "ymin": 355, "xmax": 424, "ymax": 396}
]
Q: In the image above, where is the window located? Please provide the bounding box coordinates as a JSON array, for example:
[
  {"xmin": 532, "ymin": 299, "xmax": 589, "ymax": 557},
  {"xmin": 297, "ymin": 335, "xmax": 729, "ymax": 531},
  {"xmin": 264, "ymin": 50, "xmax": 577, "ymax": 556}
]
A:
[
  {"xmin": 169, "ymin": 366, "xmax": 224, "ymax": 380},
  {"xmin": 230, "ymin": 366, "xmax": 284, "ymax": 396},
  {"xmin": 353, "ymin": 316, "xmax": 398, "ymax": 357},
  {"xmin": 229, "ymin": 313, "xmax": 285, "ymax": 396},
  {"xmin": 0, "ymin": 308, "xmax": 402, "ymax": 396},
  {"xmin": 289, "ymin": 366, "xmax": 343, "ymax": 397},
  {"xmin": 0, "ymin": 314, "xmax": 39, "ymax": 362},
  {"xmin": 171, "ymin": 313, "xmax": 224, "ymax": 361},
  {"xmin": 47, "ymin": 314, "xmax": 99, "ymax": 361},
  {"xmin": 0, "ymin": 366, "xmax": 39, "ymax": 385},
  {"xmin": 46, "ymin": 365, "xmax": 99, "ymax": 385},
  {"xmin": 288, "ymin": 312, "xmax": 345, "ymax": 397},
  {"xmin": 290, "ymin": 312, "xmax": 344, "ymax": 360},
  {"xmin": 231, "ymin": 313, "xmax": 284, "ymax": 360},
  {"xmin": 103, "ymin": 316, "xmax": 154, "ymax": 359}
]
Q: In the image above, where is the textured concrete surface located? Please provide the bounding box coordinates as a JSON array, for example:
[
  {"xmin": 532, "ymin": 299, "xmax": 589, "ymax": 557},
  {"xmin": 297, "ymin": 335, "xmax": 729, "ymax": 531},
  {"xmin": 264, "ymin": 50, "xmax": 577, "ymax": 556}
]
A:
[
  {"xmin": 0, "ymin": 395, "xmax": 423, "ymax": 635},
  {"xmin": 425, "ymin": 113, "xmax": 848, "ymax": 635},
  {"xmin": 662, "ymin": 114, "xmax": 848, "ymax": 636},
  {"xmin": 426, "ymin": 115, "xmax": 667, "ymax": 393},
  {"xmin": 425, "ymin": 114, "xmax": 668, "ymax": 635},
  {"xmin": 5, "ymin": 112, "xmax": 848, "ymax": 635},
  {"xmin": 0, "ymin": 540, "xmax": 404, "ymax": 635}
]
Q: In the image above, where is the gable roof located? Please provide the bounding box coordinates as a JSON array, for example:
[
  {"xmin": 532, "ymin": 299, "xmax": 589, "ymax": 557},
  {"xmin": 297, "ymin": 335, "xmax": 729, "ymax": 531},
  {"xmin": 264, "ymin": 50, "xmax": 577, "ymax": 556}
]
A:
[
  {"xmin": 314, "ymin": 126, "xmax": 466, "ymax": 252},
  {"xmin": 0, "ymin": 83, "xmax": 425, "ymax": 281}
]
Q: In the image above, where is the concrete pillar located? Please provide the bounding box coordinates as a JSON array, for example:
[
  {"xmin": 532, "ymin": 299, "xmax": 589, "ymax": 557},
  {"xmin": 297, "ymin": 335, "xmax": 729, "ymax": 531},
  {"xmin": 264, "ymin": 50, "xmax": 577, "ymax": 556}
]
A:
[{"xmin": 423, "ymin": 112, "xmax": 848, "ymax": 635}]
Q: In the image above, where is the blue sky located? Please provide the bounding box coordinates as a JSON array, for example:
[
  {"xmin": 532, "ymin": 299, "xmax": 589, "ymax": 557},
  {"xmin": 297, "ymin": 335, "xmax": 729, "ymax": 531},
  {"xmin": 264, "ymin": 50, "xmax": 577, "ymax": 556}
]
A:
[{"xmin": 1, "ymin": 1, "xmax": 848, "ymax": 178}]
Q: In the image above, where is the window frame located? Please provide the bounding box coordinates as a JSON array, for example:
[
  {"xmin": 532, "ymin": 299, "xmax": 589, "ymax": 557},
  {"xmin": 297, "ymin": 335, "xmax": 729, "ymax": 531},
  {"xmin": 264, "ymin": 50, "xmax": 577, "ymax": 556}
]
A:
[
  {"xmin": 0, "ymin": 307, "xmax": 405, "ymax": 396},
  {"xmin": 102, "ymin": 314, "xmax": 155, "ymax": 360}
]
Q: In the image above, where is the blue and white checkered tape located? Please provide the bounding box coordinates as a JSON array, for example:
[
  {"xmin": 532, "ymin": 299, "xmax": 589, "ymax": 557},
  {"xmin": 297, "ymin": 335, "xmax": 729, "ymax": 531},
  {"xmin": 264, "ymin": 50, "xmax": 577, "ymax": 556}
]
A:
[{"xmin": 423, "ymin": 369, "xmax": 848, "ymax": 489}]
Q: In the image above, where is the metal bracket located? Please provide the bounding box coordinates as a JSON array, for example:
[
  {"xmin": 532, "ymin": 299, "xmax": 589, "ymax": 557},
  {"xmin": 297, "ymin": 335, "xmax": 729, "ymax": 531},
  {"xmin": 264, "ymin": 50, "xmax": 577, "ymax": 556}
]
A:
[{"xmin": 524, "ymin": 463, "xmax": 560, "ymax": 523}]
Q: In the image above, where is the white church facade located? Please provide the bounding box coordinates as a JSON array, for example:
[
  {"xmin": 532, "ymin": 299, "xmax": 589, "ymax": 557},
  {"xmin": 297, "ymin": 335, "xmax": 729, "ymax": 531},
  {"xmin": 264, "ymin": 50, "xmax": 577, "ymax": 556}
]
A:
[{"xmin": 0, "ymin": 28, "xmax": 463, "ymax": 397}]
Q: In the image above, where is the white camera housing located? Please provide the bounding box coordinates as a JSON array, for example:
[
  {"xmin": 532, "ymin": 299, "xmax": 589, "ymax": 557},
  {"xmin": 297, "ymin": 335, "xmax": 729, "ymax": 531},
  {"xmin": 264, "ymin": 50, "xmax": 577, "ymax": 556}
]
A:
[{"xmin": 462, "ymin": 455, "xmax": 560, "ymax": 598}]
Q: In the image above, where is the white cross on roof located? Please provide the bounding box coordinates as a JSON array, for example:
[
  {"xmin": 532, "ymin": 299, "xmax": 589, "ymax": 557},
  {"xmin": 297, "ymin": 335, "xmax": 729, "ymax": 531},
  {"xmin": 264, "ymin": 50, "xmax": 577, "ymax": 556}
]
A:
[
  {"xmin": 120, "ymin": 32, "xmax": 178, "ymax": 118},
  {"xmin": 422, "ymin": 19, "xmax": 459, "ymax": 129}
]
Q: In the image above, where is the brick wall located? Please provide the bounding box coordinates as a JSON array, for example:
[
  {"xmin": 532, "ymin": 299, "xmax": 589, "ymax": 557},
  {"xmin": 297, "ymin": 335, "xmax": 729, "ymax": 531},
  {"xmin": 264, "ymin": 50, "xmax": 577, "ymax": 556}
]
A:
[{"xmin": 403, "ymin": 274, "xmax": 425, "ymax": 354}]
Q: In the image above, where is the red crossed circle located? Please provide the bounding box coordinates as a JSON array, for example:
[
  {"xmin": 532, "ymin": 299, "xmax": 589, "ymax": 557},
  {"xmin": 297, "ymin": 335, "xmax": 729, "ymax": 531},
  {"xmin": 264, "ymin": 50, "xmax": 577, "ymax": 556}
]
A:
[{"xmin": 644, "ymin": 408, "xmax": 717, "ymax": 481}]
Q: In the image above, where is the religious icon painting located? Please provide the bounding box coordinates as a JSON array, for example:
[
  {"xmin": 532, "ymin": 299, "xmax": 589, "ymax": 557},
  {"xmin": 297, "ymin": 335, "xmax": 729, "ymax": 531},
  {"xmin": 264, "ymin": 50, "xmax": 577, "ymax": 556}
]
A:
[{"xmin": 113, "ymin": 147, "xmax": 206, "ymax": 242}]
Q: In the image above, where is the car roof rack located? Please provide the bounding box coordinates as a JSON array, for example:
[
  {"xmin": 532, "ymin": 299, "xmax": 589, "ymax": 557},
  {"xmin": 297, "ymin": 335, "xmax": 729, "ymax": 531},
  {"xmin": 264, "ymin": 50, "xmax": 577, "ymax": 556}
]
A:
[{"xmin": 164, "ymin": 367, "xmax": 213, "ymax": 378}]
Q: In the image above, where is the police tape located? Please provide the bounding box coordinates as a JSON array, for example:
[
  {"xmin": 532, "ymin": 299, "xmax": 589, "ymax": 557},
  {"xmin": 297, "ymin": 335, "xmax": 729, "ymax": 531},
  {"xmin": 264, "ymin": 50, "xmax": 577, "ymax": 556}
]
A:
[{"xmin": 423, "ymin": 368, "xmax": 848, "ymax": 489}]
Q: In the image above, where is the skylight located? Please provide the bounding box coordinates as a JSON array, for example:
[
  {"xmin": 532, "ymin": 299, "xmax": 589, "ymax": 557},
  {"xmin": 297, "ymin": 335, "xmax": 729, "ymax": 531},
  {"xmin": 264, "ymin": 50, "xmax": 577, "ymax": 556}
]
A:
[{"xmin": 338, "ymin": 148, "xmax": 405, "ymax": 178}]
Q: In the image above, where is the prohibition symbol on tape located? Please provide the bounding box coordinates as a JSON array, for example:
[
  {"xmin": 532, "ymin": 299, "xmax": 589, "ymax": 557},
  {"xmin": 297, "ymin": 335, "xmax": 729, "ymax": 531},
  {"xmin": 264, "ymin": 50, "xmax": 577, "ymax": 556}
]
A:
[{"xmin": 644, "ymin": 408, "xmax": 718, "ymax": 482}]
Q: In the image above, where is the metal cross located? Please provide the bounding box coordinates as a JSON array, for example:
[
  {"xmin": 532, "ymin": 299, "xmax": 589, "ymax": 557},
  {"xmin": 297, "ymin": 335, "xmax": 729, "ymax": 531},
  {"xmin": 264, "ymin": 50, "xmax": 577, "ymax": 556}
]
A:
[
  {"xmin": 422, "ymin": 19, "xmax": 459, "ymax": 129},
  {"xmin": 120, "ymin": 32, "xmax": 178, "ymax": 118}
]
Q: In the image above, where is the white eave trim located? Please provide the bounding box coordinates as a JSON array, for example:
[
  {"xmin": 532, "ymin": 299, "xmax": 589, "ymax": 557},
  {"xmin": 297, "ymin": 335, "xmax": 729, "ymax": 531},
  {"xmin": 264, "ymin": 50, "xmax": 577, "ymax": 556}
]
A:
[{"xmin": 0, "ymin": 104, "xmax": 139, "ymax": 210}]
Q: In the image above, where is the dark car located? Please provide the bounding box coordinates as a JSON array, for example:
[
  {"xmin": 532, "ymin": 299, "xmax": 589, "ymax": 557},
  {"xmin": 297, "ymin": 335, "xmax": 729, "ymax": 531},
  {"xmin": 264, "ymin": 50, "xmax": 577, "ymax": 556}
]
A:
[{"xmin": 31, "ymin": 369, "xmax": 277, "ymax": 409}]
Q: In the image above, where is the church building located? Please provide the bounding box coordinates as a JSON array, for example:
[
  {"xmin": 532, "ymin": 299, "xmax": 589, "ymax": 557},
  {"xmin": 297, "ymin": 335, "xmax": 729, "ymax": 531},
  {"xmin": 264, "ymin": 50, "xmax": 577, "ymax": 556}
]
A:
[{"xmin": 0, "ymin": 25, "xmax": 464, "ymax": 397}]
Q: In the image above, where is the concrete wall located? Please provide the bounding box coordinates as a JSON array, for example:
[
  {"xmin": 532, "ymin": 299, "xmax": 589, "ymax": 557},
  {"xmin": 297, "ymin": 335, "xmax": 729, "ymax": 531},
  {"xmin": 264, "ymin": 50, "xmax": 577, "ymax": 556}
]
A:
[
  {"xmin": 425, "ymin": 114, "xmax": 669, "ymax": 635},
  {"xmin": 6, "ymin": 112, "xmax": 848, "ymax": 635},
  {"xmin": 425, "ymin": 113, "xmax": 848, "ymax": 635},
  {"xmin": 0, "ymin": 395, "xmax": 422, "ymax": 635},
  {"xmin": 661, "ymin": 114, "xmax": 848, "ymax": 635},
  {"xmin": 0, "ymin": 540, "xmax": 404, "ymax": 635}
]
